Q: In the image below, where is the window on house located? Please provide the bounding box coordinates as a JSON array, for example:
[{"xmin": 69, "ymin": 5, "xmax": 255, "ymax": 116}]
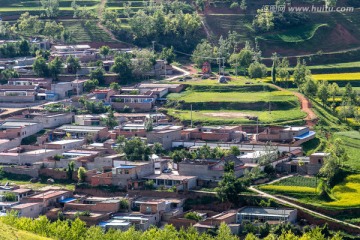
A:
[{"xmin": 318, "ymin": 159, "xmax": 322, "ymax": 164}]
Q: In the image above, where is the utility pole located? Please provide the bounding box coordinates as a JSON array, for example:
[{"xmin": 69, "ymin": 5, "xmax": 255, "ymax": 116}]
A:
[
  {"xmin": 164, "ymin": 60, "xmax": 167, "ymax": 80},
  {"xmin": 152, "ymin": 41, "xmax": 156, "ymax": 53},
  {"xmin": 222, "ymin": 57, "xmax": 225, "ymax": 75},
  {"xmin": 190, "ymin": 104, "xmax": 193, "ymax": 128},
  {"xmin": 235, "ymin": 57, "xmax": 238, "ymax": 76}
]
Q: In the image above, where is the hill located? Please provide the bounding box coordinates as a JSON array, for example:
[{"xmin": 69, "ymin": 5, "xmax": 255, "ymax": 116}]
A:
[{"xmin": 0, "ymin": 221, "xmax": 51, "ymax": 240}]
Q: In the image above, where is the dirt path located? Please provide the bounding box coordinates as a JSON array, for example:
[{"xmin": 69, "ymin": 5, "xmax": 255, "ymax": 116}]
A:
[
  {"xmin": 271, "ymin": 84, "xmax": 318, "ymax": 127},
  {"xmin": 249, "ymin": 186, "xmax": 360, "ymax": 232}
]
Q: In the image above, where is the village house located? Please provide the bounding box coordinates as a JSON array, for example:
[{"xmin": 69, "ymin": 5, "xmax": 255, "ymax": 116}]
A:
[
  {"xmin": 181, "ymin": 126, "xmax": 247, "ymax": 142},
  {"xmin": 178, "ymin": 155, "xmax": 245, "ymax": 182},
  {"xmin": 237, "ymin": 207, "xmax": 297, "ymax": 224},
  {"xmin": 53, "ymin": 125, "xmax": 109, "ymax": 141},
  {"xmin": 109, "ymin": 92, "xmax": 157, "ymax": 112},
  {"xmin": 21, "ymin": 190, "xmax": 73, "ymax": 208},
  {"xmin": 147, "ymin": 125, "xmax": 183, "ymax": 150},
  {"xmin": 144, "ymin": 174, "xmax": 197, "ymax": 191},
  {"xmin": 10, "ymin": 202, "xmax": 44, "ymax": 218},
  {"xmin": 8, "ymin": 78, "xmax": 52, "ymax": 90},
  {"xmin": 137, "ymin": 83, "xmax": 184, "ymax": 93},
  {"xmin": 257, "ymin": 126, "xmax": 315, "ymax": 144},
  {"xmin": 0, "ymin": 85, "xmax": 39, "ymax": 102},
  {"xmin": 0, "ymin": 120, "xmax": 43, "ymax": 139}
]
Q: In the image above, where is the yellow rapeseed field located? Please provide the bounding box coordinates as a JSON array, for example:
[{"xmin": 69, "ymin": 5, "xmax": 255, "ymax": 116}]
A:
[
  {"xmin": 259, "ymin": 185, "xmax": 317, "ymax": 193},
  {"xmin": 325, "ymin": 174, "xmax": 360, "ymax": 207}
]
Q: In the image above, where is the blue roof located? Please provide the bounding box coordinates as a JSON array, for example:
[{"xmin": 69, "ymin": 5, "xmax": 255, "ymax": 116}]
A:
[
  {"xmin": 294, "ymin": 131, "xmax": 316, "ymax": 140},
  {"xmin": 98, "ymin": 221, "xmax": 108, "ymax": 227},
  {"xmin": 59, "ymin": 197, "xmax": 76, "ymax": 203},
  {"xmin": 117, "ymin": 165, "xmax": 136, "ymax": 169}
]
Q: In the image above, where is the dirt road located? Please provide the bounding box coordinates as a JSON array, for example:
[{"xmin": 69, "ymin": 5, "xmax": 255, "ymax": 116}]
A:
[{"xmin": 271, "ymin": 84, "xmax": 318, "ymax": 127}]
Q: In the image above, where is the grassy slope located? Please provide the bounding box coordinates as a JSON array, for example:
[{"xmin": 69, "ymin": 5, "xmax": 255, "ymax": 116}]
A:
[{"xmin": 0, "ymin": 221, "xmax": 51, "ymax": 240}]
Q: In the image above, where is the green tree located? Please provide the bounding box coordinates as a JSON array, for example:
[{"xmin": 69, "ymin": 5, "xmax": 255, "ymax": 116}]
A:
[
  {"xmin": 216, "ymin": 170, "xmax": 246, "ymax": 205},
  {"xmin": 99, "ymin": 45, "xmax": 110, "ymax": 60},
  {"xmin": 159, "ymin": 47, "xmax": 176, "ymax": 64},
  {"xmin": 329, "ymin": 82, "xmax": 340, "ymax": 104},
  {"xmin": 101, "ymin": 109, "xmax": 118, "ymax": 129},
  {"xmin": 253, "ymin": 8, "xmax": 274, "ymax": 32},
  {"xmin": 110, "ymin": 82, "xmax": 120, "ymax": 91},
  {"xmin": 43, "ymin": 21, "xmax": 64, "ymax": 40},
  {"xmin": 229, "ymin": 146, "xmax": 240, "ymax": 156},
  {"xmin": 41, "ymin": 0, "xmax": 60, "ymax": 18},
  {"xmin": 33, "ymin": 56, "xmax": 49, "ymax": 77},
  {"xmin": 111, "ymin": 53, "xmax": 133, "ymax": 83},
  {"xmin": 66, "ymin": 56, "xmax": 81, "ymax": 74},
  {"xmin": 271, "ymin": 53, "xmax": 277, "ymax": 84},
  {"xmin": 117, "ymin": 137, "xmax": 153, "ymax": 161},
  {"xmin": 67, "ymin": 161, "xmax": 75, "ymax": 180},
  {"xmin": 89, "ymin": 67, "xmax": 105, "ymax": 85},
  {"xmin": 77, "ymin": 167, "xmax": 86, "ymax": 182},
  {"xmin": 277, "ymin": 57, "xmax": 290, "ymax": 85},
  {"xmin": 153, "ymin": 142, "xmax": 164, "ymax": 155},
  {"xmin": 302, "ymin": 76, "xmax": 317, "ymax": 97},
  {"xmin": 19, "ymin": 40, "xmax": 30, "ymax": 56},
  {"xmin": 240, "ymin": 0, "xmax": 247, "ymax": 10},
  {"xmin": 192, "ymin": 40, "xmax": 215, "ymax": 68},
  {"xmin": 229, "ymin": 48, "xmax": 254, "ymax": 75},
  {"xmin": 293, "ymin": 59, "xmax": 311, "ymax": 88},
  {"xmin": 84, "ymin": 79, "xmax": 99, "ymax": 92},
  {"xmin": 248, "ymin": 61, "xmax": 267, "ymax": 79},
  {"xmin": 317, "ymin": 81, "xmax": 330, "ymax": 106},
  {"xmin": 184, "ymin": 212, "xmax": 202, "ymax": 221},
  {"xmin": 16, "ymin": 12, "xmax": 42, "ymax": 35},
  {"xmin": 48, "ymin": 56, "xmax": 63, "ymax": 81},
  {"xmin": 132, "ymin": 49, "xmax": 156, "ymax": 79},
  {"xmin": 4, "ymin": 192, "xmax": 16, "ymax": 202}
]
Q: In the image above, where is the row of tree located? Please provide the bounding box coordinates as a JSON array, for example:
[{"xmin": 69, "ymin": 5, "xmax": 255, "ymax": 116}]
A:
[{"xmin": 1, "ymin": 213, "xmax": 343, "ymax": 240}]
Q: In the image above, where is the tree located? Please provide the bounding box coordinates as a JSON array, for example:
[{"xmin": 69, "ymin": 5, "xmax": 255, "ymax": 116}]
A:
[
  {"xmin": 184, "ymin": 212, "xmax": 202, "ymax": 221},
  {"xmin": 77, "ymin": 167, "xmax": 86, "ymax": 182},
  {"xmin": 240, "ymin": 0, "xmax": 247, "ymax": 10},
  {"xmin": 325, "ymin": 0, "xmax": 337, "ymax": 7},
  {"xmin": 117, "ymin": 137, "xmax": 153, "ymax": 161},
  {"xmin": 293, "ymin": 59, "xmax": 311, "ymax": 88},
  {"xmin": 153, "ymin": 142, "xmax": 164, "ymax": 155},
  {"xmin": 111, "ymin": 53, "xmax": 133, "ymax": 83},
  {"xmin": 89, "ymin": 67, "xmax": 105, "ymax": 85},
  {"xmin": 302, "ymin": 76, "xmax": 317, "ymax": 97},
  {"xmin": 16, "ymin": 12, "xmax": 42, "ymax": 35},
  {"xmin": 66, "ymin": 56, "xmax": 81, "ymax": 74},
  {"xmin": 248, "ymin": 61, "xmax": 267, "ymax": 79},
  {"xmin": 159, "ymin": 47, "xmax": 176, "ymax": 64},
  {"xmin": 319, "ymin": 153, "xmax": 340, "ymax": 187},
  {"xmin": 317, "ymin": 81, "xmax": 330, "ymax": 106},
  {"xmin": 4, "ymin": 192, "xmax": 16, "ymax": 202},
  {"xmin": 43, "ymin": 21, "xmax": 64, "ymax": 40},
  {"xmin": 101, "ymin": 109, "xmax": 118, "ymax": 129},
  {"xmin": 19, "ymin": 40, "xmax": 30, "ymax": 56},
  {"xmin": 99, "ymin": 46, "xmax": 110, "ymax": 60},
  {"xmin": 67, "ymin": 161, "xmax": 75, "ymax": 180},
  {"xmin": 110, "ymin": 82, "xmax": 120, "ymax": 91},
  {"xmin": 84, "ymin": 79, "xmax": 99, "ymax": 92},
  {"xmin": 217, "ymin": 222, "xmax": 239, "ymax": 240},
  {"xmin": 271, "ymin": 53, "xmax": 277, "ymax": 84},
  {"xmin": 192, "ymin": 40, "xmax": 215, "ymax": 68},
  {"xmin": 33, "ymin": 56, "xmax": 49, "ymax": 77},
  {"xmin": 276, "ymin": 57, "xmax": 290, "ymax": 85},
  {"xmin": 329, "ymin": 83, "xmax": 340, "ymax": 104},
  {"xmin": 229, "ymin": 48, "xmax": 254, "ymax": 75},
  {"xmin": 253, "ymin": 8, "xmax": 274, "ymax": 32},
  {"xmin": 41, "ymin": 0, "xmax": 60, "ymax": 18},
  {"xmin": 48, "ymin": 57, "xmax": 63, "ymax": 81},
  {"xmin": 131, "ymin": 49, "xmax": 156, "ymax": 79},
  {"xmin": 229, "ymin": 146, "xmax": 240, "ymax": 156},
  {"xmin": 216, "ymin": 170, "xmax": 246, "ymax": 205}
]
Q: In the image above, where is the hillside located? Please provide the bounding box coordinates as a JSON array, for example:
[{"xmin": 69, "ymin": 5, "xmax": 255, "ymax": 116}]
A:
[{"xmin": 0, "ymin": 221, "xmax": 51, "ymax": 240}]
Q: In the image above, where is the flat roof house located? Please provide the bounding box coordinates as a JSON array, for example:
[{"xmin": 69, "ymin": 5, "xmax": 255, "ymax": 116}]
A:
[
  {"xmin": 22, "ymin": 190, "xmax": 73, "ymax": 207},
  {"xmin": 110, "ymin": 93, "xmax": 156, "ymax": 112},
  {"xmin": 146, "ymin": 125, "xmax": 183, "ymax": 149},
  {"xmin": 237, "ymin": 207, "xmax": 297, "ymax": 224},
  {"xmin": 0, "ymin": 120, "xmax": 43, "ymax": 139},
  {"xmin": 54, "ymin": 125, "xmax": 109, "ymax": 141},
  {"xmin": 11, "ymin": 202, "xmax": 44, "ymax": 218},
  {"xmin": 0, "ymin": 85, "xmax": 38, "ymax": 102},
  {"xmin": 178, "ymin": 155, "xmax": 245, "ymax": 181},
  {"xmin": 8, "ymin": 78, "xmax": 52, "ymax": 90},
  {"xmin": 112, "ymin": 161, "xmax": 154, "ymax": 189}
]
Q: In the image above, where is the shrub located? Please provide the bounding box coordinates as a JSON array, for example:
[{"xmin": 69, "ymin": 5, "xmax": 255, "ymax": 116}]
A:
[
  {"xmin": 3, "ymin": 192, "xmax": 16, "ymax": 202},
  {"xmin": 184, "ymin": 212, "xmax": 202, "ymax": 221}
]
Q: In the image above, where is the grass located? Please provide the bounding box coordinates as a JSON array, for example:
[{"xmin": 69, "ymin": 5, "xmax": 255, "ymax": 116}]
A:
[
  {"xmin": 0, "ymin": 176, "xmax": 75, "ymax": 191},
  {"xmin": 166, "ymin": 108, "xmax": 305, "ymax": 125},
  {"xmin": 0, "ymin": 221, "xmax": 51, "ymax": 240},
  {"xmin": 167, "ymin": 90, "xmax": 297, "ymax": 103}
]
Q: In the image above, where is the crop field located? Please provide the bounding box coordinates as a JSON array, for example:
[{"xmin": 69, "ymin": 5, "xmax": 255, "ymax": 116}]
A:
[
  {"xmin": 259, "ymin": 23, "xmax": 328, "ymax": 43},
  {"xmin": 166, "ymin": 108, "xmax": 305, "ymax": 125},
  {"xmin": 60, "ymin": 20, "xmax": 115, "ymax": 43},
  {"xmin": 324, "ymin": 174, "xmax": 360, "ymax": 207},
  {"xmin": 333, "ymin": 131, "xmax": 360, "ymax": 169},
  {"xmin": 272, "ymin": 176, "xmax": 318, "ymax": 188},
  {"xmin": 312, "ymin": 73, "xmax": 360, "ymax": 81},
  {"xmin": 259, "ymin": 185, "xmax": 317, "ymax": 194},
  {"xmin": 0, "ymin": 0, "xmax": 100, "ymax": 16},
  {"xmin": 167, "ymin": 90, "xmax": 297, "ymax": 103}
]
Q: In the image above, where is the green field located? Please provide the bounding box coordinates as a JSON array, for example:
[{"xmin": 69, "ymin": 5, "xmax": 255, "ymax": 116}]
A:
[
  {"xmin": 259, "ymin": 185, "xmax": 317, "ymax": 194},
  {"xmin": 333, "ymin": 131, "xmax": 360, "ymax": 170},
  {"xmin": 166, "ymin": 108, "xmax": 305, "ymax": 125},
  {"xmin": 271, "ymin": 176, "xmax": 318, "ymax": 188},
  {"xmin": 167, "ymin": 90, "xmax": 297, "ymax": 103}
]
